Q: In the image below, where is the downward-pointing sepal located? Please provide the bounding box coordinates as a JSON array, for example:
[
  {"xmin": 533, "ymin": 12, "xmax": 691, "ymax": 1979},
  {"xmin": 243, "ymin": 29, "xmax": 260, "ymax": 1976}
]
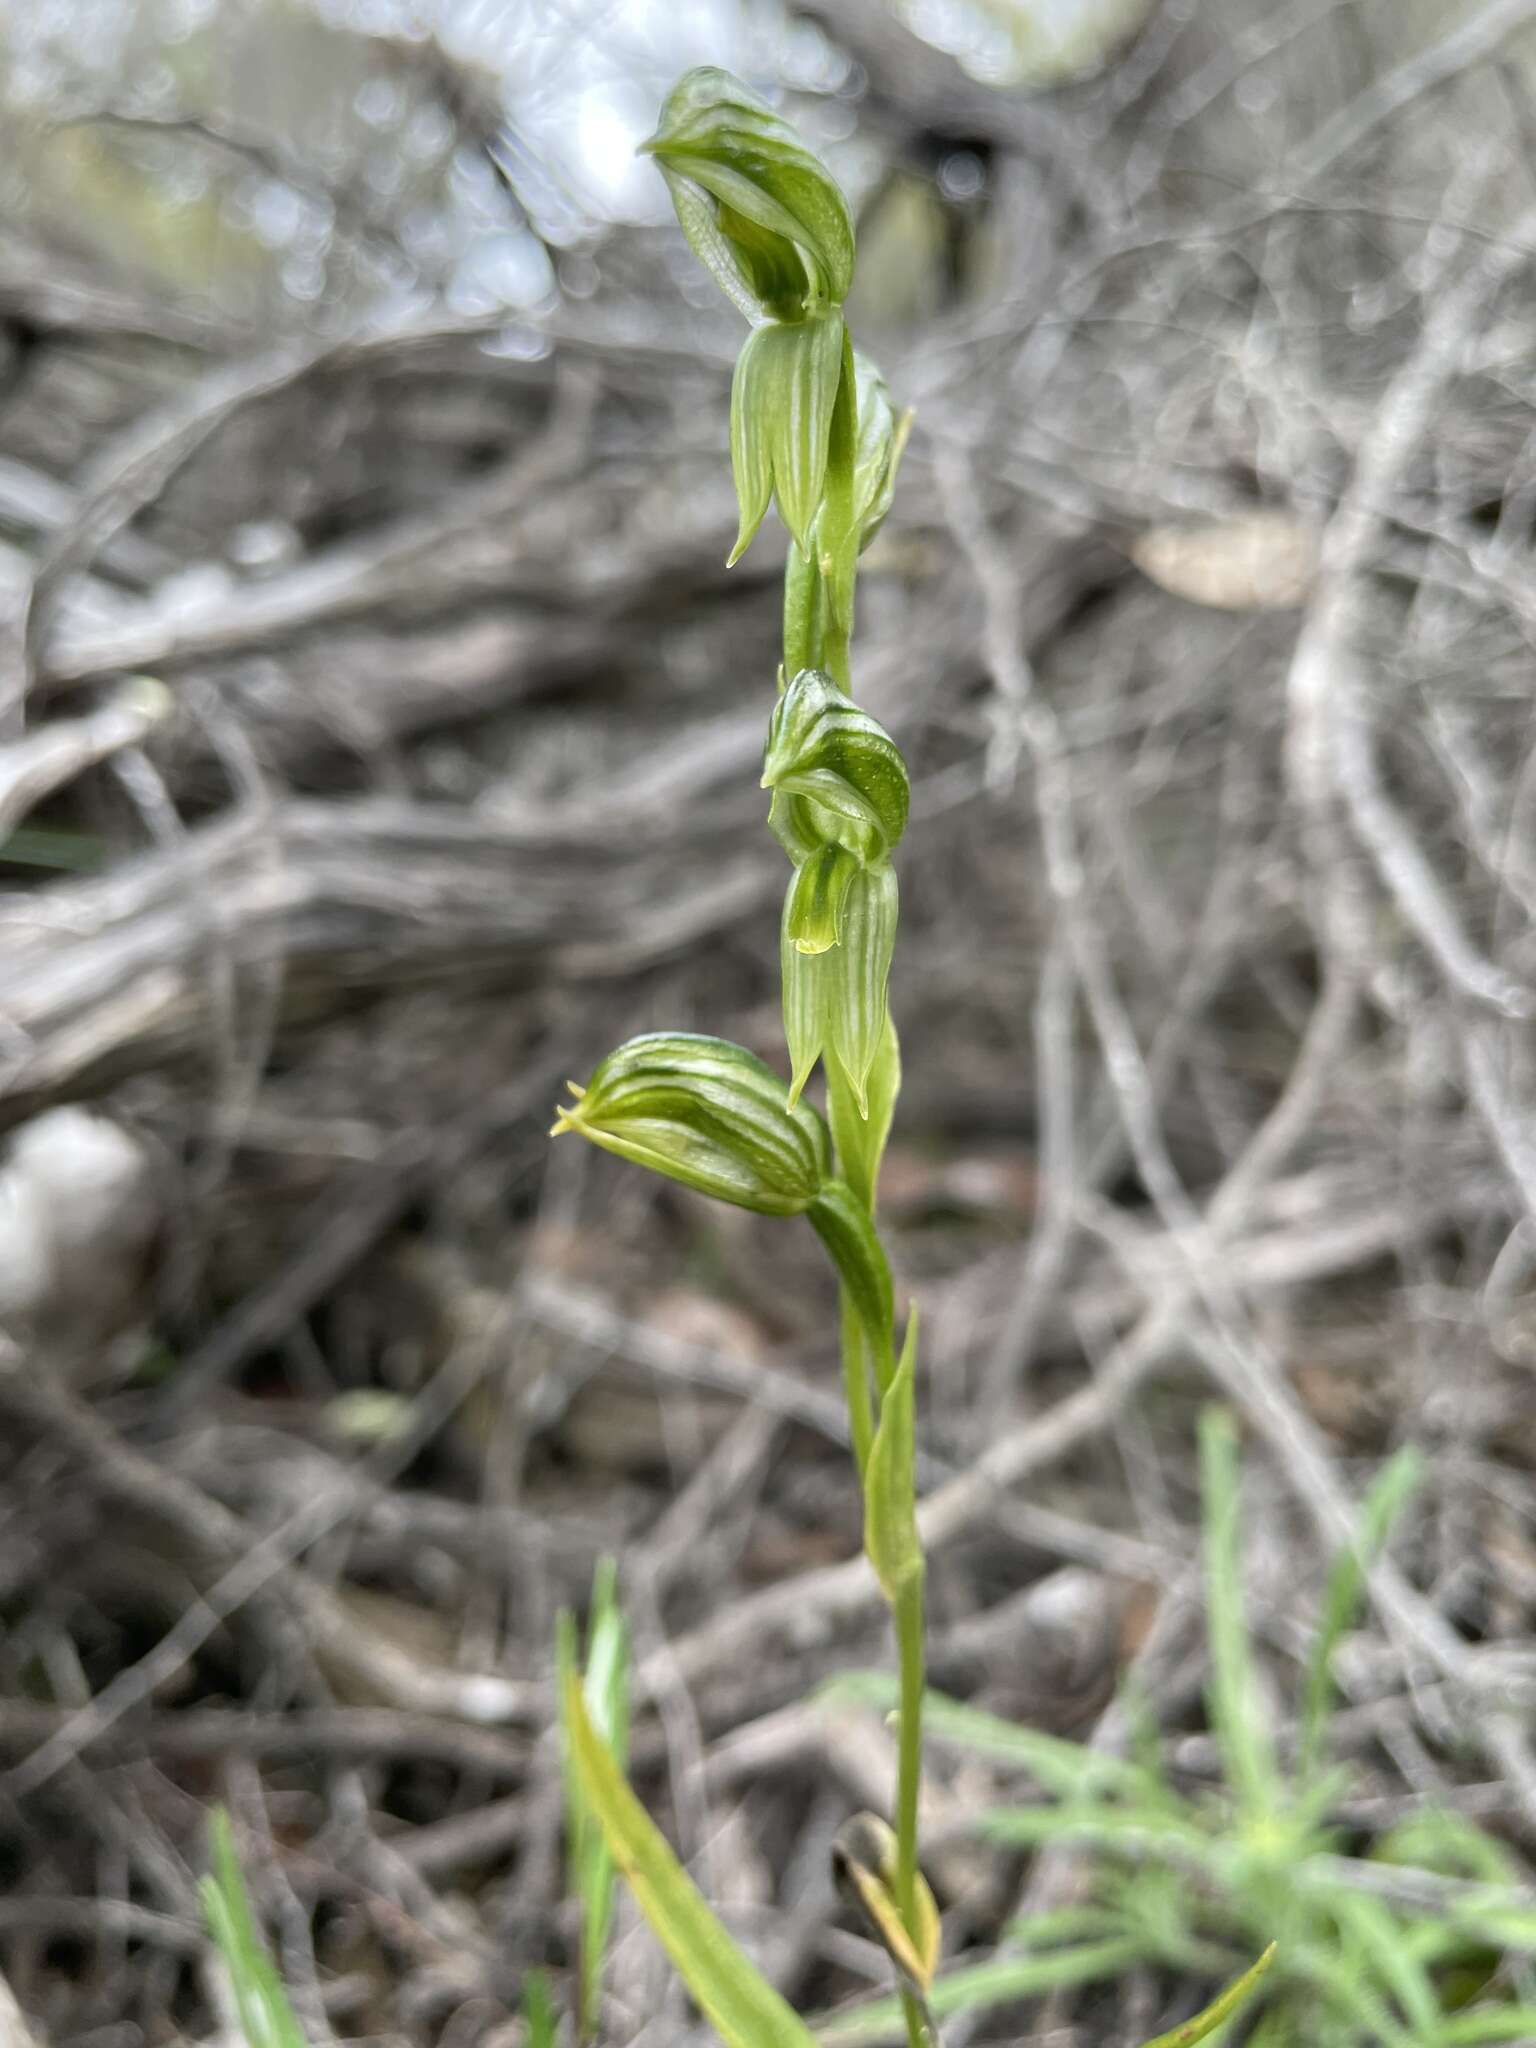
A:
[
  {"xmin": 780, "ymin": 864, "xmax": 898, "ymax": 1114},
  {"xmin": 729, "ymin": 312, "xmax": 846, "ymax": 563}
]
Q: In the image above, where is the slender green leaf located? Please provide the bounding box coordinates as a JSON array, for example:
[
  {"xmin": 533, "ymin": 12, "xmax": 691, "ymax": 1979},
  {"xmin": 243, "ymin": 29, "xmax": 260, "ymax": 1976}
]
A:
[
  {"xmin": 561, "ymin": 1667, "xmax": 820, "ymax": 2048},
  {"xmin": 1297, "ymin": 1944, "xmax": 1418, "ymax": 2048},
  {"xmin": 864, "ymin": 1308, "xmax": 920, "ymax": 1604},
  {"xmin": 558, "ymin": 1560, "xmax": 632, "ymax": 2045},
  {"xmin": 1199, "ymin": 1408, "xmax": 1281, "ymax": 1819},
  {"xmin": 813, "ymin": 1937, "xmax": 1145, "ymax": 2046},
  {"xmin": 807, "ymin": 1180, "xmax": 894, "ymax": 1388},
  {"xmin": 820, "ymin": 1675, "xmax": 1159, "ymax": 1804},
  {"xmin": 1330, "ymin": 1892, "xmax": 1438, "ymax": 2035},
  {"xmin": 1135, "ymin": 1942, "xmax": 1277, "ymax": 2047},
  {"xmin": 1299, "ymin": 1446, "xmax": 1421, "ymax": 1776},
  {"xmin": 829, "ymin": 1015, "xmax": 900, "ymax": 1214},
  {"xmin": 1434, "ymin": 2008, "xmax": 1536, "ymax": 2044},
  {"xmin": 199, "ymin": 1810, "xmax": 308, "ymax": 2048},
  {"xmin": 522, "ymin": 1969, "xmax": 558, "ymax": 2048},
  {"xmin": 827, "ymin": 865, "xmax": 897, "ymax": 1118},
  {"xmin": 981, "ymin": 1804, "xmax": 1222, "ymax": 1871},
  {"xmin": 0, "ymin": 824, "xmax": 107, "ymax": 870}
]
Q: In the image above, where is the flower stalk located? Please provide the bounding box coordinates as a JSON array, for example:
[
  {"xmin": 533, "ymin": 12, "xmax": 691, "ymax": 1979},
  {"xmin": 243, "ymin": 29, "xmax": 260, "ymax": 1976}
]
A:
[{"xmin": 556, "ymin": 66, "xmax": 933, "ymax": 2044}]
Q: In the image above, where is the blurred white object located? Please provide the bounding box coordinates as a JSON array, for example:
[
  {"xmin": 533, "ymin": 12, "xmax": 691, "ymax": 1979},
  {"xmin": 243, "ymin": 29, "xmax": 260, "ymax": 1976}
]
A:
[
  {"xmin": 1131, "ymin": 511, "xmax": 1319, "ymax": 611},
  {"xmin": 0, "ymin": 1106, "xmax": 159, "ymax": 1382}
]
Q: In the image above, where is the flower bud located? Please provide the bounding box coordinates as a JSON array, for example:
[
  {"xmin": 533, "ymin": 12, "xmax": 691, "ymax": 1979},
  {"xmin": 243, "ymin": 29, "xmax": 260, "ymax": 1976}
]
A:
[
  {"xmin": 551, "ymin": 1032, "xmax": 830, "ymax": 1216},
  {"xmin": 640, "ymin": 68, "xmax": 854, "ymax": 322},
  {"xmin": 763, "ymin": 667, "xmax": 909, "ymax": 869},
  {"xmin": 729, "ymin": 311, "xmax": 845, "ymax": 563},
  {"xmin": 782, "ymin": 864, "xmax": 898, "ymax": 1113}
]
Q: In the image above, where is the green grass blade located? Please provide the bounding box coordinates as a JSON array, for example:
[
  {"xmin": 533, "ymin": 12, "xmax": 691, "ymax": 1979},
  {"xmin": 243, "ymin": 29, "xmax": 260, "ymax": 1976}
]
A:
[
  {"xmin": 1298, "ymin": 1446, "xmax": 1421, "ymax": 1777},
  {"xmin": 813, "ymin": 1937, "xmax": 1146, "ymax": 2046},
  {"xmin": 1135, "ymin": 1942, "xmax": 1277, "ymax": 2048},
  {"xmin": 1433, "ymin": 2009, "xmax": 1536, "ymax": 2044},
  {"xmin": 1330, "ymin": 1892, "xmax": 1438, "ymax": 2035},
  {"xmin": 199, "ymin": 1809, "xmax": 309, "ymax": 2048},
  {"xmin": 562, "ymin": 1665, "xmax": 820, "ymax": 2048},
  {"xmin": 1199, "ymin": 1408, "xmax": 1281, "ymax": 1820},
  {"xmin": 558, "ymin": 1559, "xmax": 632, "ymax": 2045},
  {"xmin": 522, "ymin": 1969, "xmax": 558, "ymax": 2048},
  {"xmin": 981, "ymin": 1804, "xmax": 1228, "ymax": 1882},
  {"xmin": 818, "ymin": 1675, "xmax": 1159, "ymax": 1804}
]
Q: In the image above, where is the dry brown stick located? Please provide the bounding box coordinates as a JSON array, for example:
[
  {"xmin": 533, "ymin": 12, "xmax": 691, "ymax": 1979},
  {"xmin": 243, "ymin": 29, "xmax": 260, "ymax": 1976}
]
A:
[
  {"xmin": 157, "ymin": 1080, "xmax": 540, "ymax": 1416},
  {"xmin": 530, "ymin": 1274, "xmax": 1167, "ymax": 1581},
  {"xmin": 37, "ymin": 371, "xmax": 597, "ymax": 690},
  {"xmin": 0, "ymin": 797, "xmax": 769, "ymax": 1110},
  {"xmin": 946, "ymin": 344, "xmax": 1533, "ymax": 1800},
  {"xmin": 0, "ymin": 1702, "xmax": 528, "ymax": 1774},
  {"xmin": 2, "ymin": 304, "xmax": 556, "ymax": 720},
  {"xmin": 646, "ymin": 846, "xmax": 1380, "ymax": 1701},
  {"xmin": 0, "ymin": 1340, "xmax": 537, "ymax": 1796}
]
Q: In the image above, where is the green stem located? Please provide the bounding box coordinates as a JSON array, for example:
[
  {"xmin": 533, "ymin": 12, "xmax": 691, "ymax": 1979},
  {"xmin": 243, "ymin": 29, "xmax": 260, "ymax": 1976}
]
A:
[
  {"xmin": 839, "ymin": 1287, "xmax": 875, "ymax": 1481},
  {"xmin": 784, "ymin": 541, "xmax": 822, "ymax": 680},
  {"xmin": 893, "ymin": 1572, "xmax": 925, "ymax": 1935},
  {"xmin": 783, "ymin": 540, "xmax": 851, "ymax": 691},
  {"xmin": 900, "ymin": 1989, "xmax": 927, "ymax": 2048},
  {"xmin": 821, "ymin": 605, "xmax": 851, "ymax": 695},
  {"xmin": 894, "ymin": 1572, "xmax": 930, "ymax": 2048}
]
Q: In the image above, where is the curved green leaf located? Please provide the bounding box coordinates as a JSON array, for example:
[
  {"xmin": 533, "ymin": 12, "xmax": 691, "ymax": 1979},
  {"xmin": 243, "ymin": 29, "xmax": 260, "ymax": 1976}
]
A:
[
  {"xmin": 561, "ymin": 1667, "xmax": 820, "ymax": 2048},
  {"xmin": 1136, "ymin": 1943, "xmax": 1277, "ymax": 2048}
]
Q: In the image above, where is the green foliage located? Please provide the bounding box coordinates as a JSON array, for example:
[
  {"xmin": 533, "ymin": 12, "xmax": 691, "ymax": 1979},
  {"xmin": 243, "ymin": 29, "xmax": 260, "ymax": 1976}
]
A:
[
  {"xmin": 826, "ymin": 1419, "xmax": 1535, "ymax": 2046},
  {"xmin": 829, "ymin": 1016, "xmax": 901, "ymax": 1216},
  {"xmin": 559, "ymin": 65, "xmax": 933, "ymax": 2048},
  {"xmin": 864, "ymin": 1310, "xmax": 922, "ymax": 1605},
  {"xmin": 805, "ymin": 1179, "xmax": 896, "ymax": 1382},
  {"xmin": 1297, "ymin": 1445, "xmax": 1423, "ymax": 1780},
  {"xmin": 557, "ymin": 1558, "xmax": 632, "ymax": 2044},
  {"xmin": 522, "ymin": 1969, "xmax": 558, "ymax": 2048},
  {"xmin": 199, "ymin": 1811, "xmax": 308, "ymax": 2048},
  {"xmin": 1139, "ymin": 1944, "xmax": 1278, "ymax": 2047},
  {"xmin": 561, "ymin": 1664, "xmax": 822, "ymax": 2048}
]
